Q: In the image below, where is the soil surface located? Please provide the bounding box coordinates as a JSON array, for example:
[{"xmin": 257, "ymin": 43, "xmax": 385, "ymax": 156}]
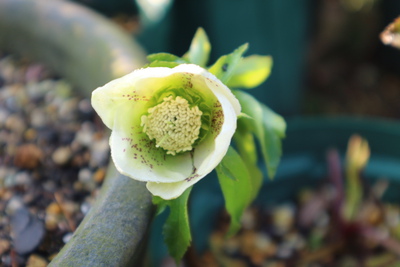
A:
[{"xmin": 0, "ymin": 54, "xmax": 109, "ymax": 266}]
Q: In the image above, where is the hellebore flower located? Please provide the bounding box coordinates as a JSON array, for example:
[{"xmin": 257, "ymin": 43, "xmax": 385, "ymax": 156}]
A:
[{"xmin": 91, "ymin": 64, "xmax": 241, "ymax": 199}]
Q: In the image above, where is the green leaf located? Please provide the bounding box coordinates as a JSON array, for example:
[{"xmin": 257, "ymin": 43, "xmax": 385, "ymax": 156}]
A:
[
  {"xmin": 208, "ymin": 43, "xmax": 248, "ymax": 84},
  {"xmin": 152, "ymin": 196, "xmax": 168, "ymax": 216},
  {"xmin": 145, "ymin": 61, "xmax": 180, "ymax": 68},
  {"xmin": 233, "ymin": 90, "xmax": 286, "ymax": 178},
  {"xmin": 227, "ymin": 55, "xmax": 273, "ymax": 89},
  {"xmin": 147, "ymin": 52, "xmax": 188, "ymax": 64},
  {"xmin": 234, "ymin": 124, "xmax": 263, "ymax": 201},
  {"xmin": 216, "ymin": 146, "xmax": 253, "ymax": 236},
  {"xmin": 183, "ymin": 28, "xmax": 211, "ymax": 67},
  {"xmin": 161, "ymin": 187, "xmax": 192, "ymax": 264}
]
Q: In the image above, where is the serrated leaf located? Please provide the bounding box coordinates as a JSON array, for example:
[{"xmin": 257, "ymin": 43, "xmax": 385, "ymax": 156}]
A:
[
  {"xmin": 183, "ymin": 28, "xmax": 211, "ymax": 67},
  {"xmin": 208, "ymin": 43, "xmax": 248, "ymax": 84},
  {"xmin": 233, "ymin": 90, "xmax": 286, "ymax": 178},
  {"xmin": 227, "ymin": 55, "xmax": 273, "ymax": 89},
  {"xmin": 216, "ymin": 146, "xmax": 252, "ymax": 236},
  {"xmin": 162, "ymin": 187, "xmax": 192, "ymax": 264},
  {"xmin": 147, "ymin": 53, "xmax": 188, "ymax": 64}
]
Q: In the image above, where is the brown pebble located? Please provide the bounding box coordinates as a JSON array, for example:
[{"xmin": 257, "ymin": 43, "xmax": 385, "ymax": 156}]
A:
[
  {"xmin": 0, "ymin": 239, "xmax": 10, "ymax": 254},
  {"xmin": 73, "ymin": 181, "xmax": 84, "ymax": 191},
  {"xmin": 24, "ymin": 128, "xmax": 37, "ymax": 141},
  {"xmin": 93, "ymin": 168, "xmax": 106, "ymax": 183},
  {"xmin": 46, "ymin": 202, "xmax": 62, "ymax": 215},
  {"xmin": 14, "ymin": 144, "xmax": 43, "ymax": 169},
  {"xmin": 26, "ymin": 254, "xmax": 48, "ymax": 267}
]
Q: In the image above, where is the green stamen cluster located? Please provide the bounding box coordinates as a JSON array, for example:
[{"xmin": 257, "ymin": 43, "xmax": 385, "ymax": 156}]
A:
[{"xmin": 141, "ymin": 96, "xmax": 203, "ymax": 155}]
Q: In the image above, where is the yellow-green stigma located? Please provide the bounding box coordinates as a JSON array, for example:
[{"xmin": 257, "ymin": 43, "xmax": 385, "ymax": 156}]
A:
[{"xmin": 141, "ymin": 96, "xmax": 202, "ymax": 155}]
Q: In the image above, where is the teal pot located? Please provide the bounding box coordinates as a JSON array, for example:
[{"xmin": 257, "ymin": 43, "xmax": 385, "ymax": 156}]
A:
[
  {"xmin": 0, "ymin": 0, "xmax": 154, "ymax": 266},
  {"xmin": 149, "ymin": 116, "xmax": 400, "ymax": 265}
]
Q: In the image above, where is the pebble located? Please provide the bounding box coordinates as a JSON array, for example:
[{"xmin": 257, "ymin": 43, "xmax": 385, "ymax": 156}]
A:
[
  {"xmin": 52, "ymin": 146, "xmax": 72, "ymax": 166},
  {"xmin": 80, "ymin": 201, "xmax": 92, "ymax": 215},
  {"xmin": 14, "ymin": 171, "xmax": 32, "ymax": 186},
  {"xmin": 24, "ymin": 128, "xmax": 38, "ymax": 141},
  {"xmin": 46, "ymin": 202, "xmax": 62, "ymax": 215},
  {"xmin": 93, "ymin": 168, "xmax": 106, "ymax": 183},
  {"xmin": 0, "ymin": 239, "xmax": 10, "ymax": 255},
  {"xmin": 271, "ymin": 204, "xmax": 295, "ymax": 235},
  {"xmin": 30, "ymin": 108, "xmax": 47, "ymax": 128},
  {"xmin": 14, "ymin": 144, "xmax": 43, "ymax": 169},
  {"xmin": 11, "ymin": 207, "xmax": 45, "ymax": 254},
  {"xmin": 26, "ymin": 254, "xmax": 48, "ymax": 267},
  {"xmin": 5, "ymin": 114, "xmax": 26, "ymax": 134},
  {"xmin": 90, "ymin": 138, "xmax": 110, "ymax": 167},
  {"xmin": 6, "ymin": 196, "xmax": 24, "ymax": 215},
  {"xmin": 58, "ymin": 98, "xmax": 79, "ymax": 121},
  {"xmin": 78, "ymin": 168, "xmax": 92, "ymax": 183},
  {"xmin": 62, "ymin": 232, "xmax": 73, "ymax": 244},
  {"xmin": 73, "ymin": 122, "xmax": 94, "ymax": 147},
  {"xmin": 0, "ymin": 108, "xmax": 9, "ymax": 127},
  {"xmin": 45, "ymin": 213, "xmax": 60, "ymax": 231}
]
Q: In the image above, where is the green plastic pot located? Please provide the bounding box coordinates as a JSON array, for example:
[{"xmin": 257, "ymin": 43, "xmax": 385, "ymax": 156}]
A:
[
  {"xmin": 149, "ymin": 116, "xmax": 400, "ymax": 265},
  {"xmin": 0, "ymin": 0, "xmax": 154, "ymax": 266}
]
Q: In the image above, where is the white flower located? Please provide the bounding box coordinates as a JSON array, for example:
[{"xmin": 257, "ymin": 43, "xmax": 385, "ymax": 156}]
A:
[{"xmin": 91, "ymin": 64, "xmax": 241, "ymax": 199}]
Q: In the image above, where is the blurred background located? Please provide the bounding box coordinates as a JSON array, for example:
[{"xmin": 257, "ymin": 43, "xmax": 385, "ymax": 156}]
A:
[{"xmin": 74, "ymin": 0, "xmax": 400, "ymax": 118}]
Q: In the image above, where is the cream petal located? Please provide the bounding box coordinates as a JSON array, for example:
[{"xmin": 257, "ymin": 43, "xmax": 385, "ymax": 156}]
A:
[
  {"xmin": 146, "ymin": 173, "xmax": 204, "ymax": 200},
  {"xmin": 193, "ymin": 91, "xmax": 238, "ymax": 176},
  {"xmin": 91, "ymin": 67, "xmax": 177, "ymax": 129},
  {"xmin": 110, "ymin": 103, "xmax": 194, "ymax": 183}
]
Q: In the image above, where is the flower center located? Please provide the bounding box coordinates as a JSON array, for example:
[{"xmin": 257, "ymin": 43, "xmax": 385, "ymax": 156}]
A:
[{"xmin": 141, "ymin": 96, "xmax": 203, "ymax": 155}]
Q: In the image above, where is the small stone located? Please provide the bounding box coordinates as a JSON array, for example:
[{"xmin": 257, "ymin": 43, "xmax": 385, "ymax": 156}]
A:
[
  {"xmin": 11, "ymin": 208, "xmax": 45, "ymax": 254},
  {"xmin": 26, "ymin": 254, "xmax": 48, "ymax": 267},
  {"xmin": 93, "ymin": 168, "xmax": 106, "ymax": 183},
  {"xmin": 73, "ymin": 181, "xmax": 84, "ymax": 191},
  {"xmin": 0, "ymin": 108, "xmax": 10, "ymax": 128},
  {"xmin": 1, "ymin": 253, "xmax": 25, "ymax": 266},
  {"xmin": 45, "ymin": 214, "xmax": 59, "ymax": 231},
  {"xmin": 78, "ymin": 168, "xmax": 92, "ymax": 183},
  {"xmin": 14, "ymin": 144, "xmax": 43, "ymax": 169},
  {"xmin": 46, "ymin": 202, "xmax": 62, "ymax": 215},
  {"xmin": 78, "ymin": 98, "xmax": 94, "ymax": 118},
  {"xmin": 241, "ymin": 208, "xmax": 257, "ymax": 230},
  {"xmin": 0, "ymin": 167, "xmax": 13, "ymax": 185},
  {"xmin": 25, "ymin": 64, "xmax": 45, "ymax": 82},
  {"xmin": 15, "ymin": 171, "xmax": 32, "ymax": 186},
  {"xmin": 61, "ymin": 201, "xmax": 79, "ymax": 217},
  {"xmin": 30, "ymin": 108, "xmax": 47, "ymax": 128},
  {"xmin": 63, "ymin": 232, "xmax": 73, "ymax": 244},
  {"xmin": 52, "ymin": 146, "xmax": 72, "ymax": 166},
  {"xmin": 73, "ymin": 122, "xmax": 94, "ymax": 147},
  {"xmin": 24, "ymin": 128, "xmax": 38, "ymax": 141},
  {"xmin": 272, "ymin": 204, "xmax": 295, "ymax": 235},
  {"xmin": 80, "ymin": 201, "xmax": 92, "ymax": 215},
  {"xmin": 275, "ymin": 242, "xmax": 294, "ymax": 259},
  {"xmin": 5, "ymin": 114, "xmax": 26, "ymax": 134},
  {"xmin": 0, "ymin": 239, "xmax": 10, "ymax": 255},
  {"xmin": 58, "ymin": 98, "xmax": 79, "ymax": 121},
  {"xmin": 90, "ymin": 138, "xmax": 110, "ymax": 167},
  {"xmin": 6, "ymin": 196, "xmax": 24, "ymax": 215}
]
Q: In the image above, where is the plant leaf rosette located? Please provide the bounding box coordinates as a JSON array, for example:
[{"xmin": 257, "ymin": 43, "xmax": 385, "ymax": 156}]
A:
[{"xmin": 91, "ymin": 28, "xmax": 286, "ymax": 263}]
